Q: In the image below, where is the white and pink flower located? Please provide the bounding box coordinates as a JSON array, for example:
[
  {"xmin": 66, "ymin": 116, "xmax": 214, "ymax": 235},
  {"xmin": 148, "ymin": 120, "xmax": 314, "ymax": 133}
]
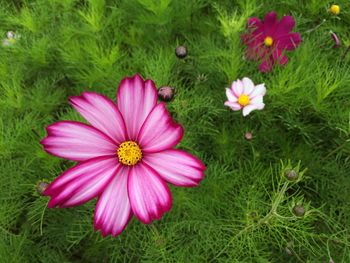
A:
[
  {"xmin": 224, "ymin": 77, "xmax": 266, "ymax": 116},
  {"xmin": 41, "ymin": 74, "xmax": 206, "ymax": 237}
]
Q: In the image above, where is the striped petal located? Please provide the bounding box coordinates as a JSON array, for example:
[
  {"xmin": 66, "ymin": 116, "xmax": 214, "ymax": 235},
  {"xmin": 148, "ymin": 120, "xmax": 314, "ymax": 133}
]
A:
[
  {"xmin": 137, "ymin": 103, "xmax": 183, "ymax": 153},
  {"xmin": 117, "ymin": 74, "xmax": 158, "ymax": 140},
  {"xmin": 44, "ymin": 156, "xmax": 119, "ymax": 208},
  {"xmin": 143, "ymin": 149, "xmax": 205, "ymax": 187},
  {"xmin": 94, "ymin": 166, "xmax": 131, "ymax": 237},
  {"xmin": 69, "ymin": 92, "xmax": 127, "ymax": 144},
  {"xmin": 41, "ymin": 121, "xmax": 117, "ymax": 162},
  {"xmin": 128, "ymin": 163, "xmax": 172, "ymax": 224}
]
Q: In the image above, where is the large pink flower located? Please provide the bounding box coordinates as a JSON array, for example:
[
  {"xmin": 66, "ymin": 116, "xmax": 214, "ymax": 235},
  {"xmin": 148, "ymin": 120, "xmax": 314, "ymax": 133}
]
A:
[
  {"xmin": 241, "ymin": 11, "xmax": 302, "ymax": 72},
  {"xmin": 41, "ymin": 74, "xmax": 206, "ymax": 237}
]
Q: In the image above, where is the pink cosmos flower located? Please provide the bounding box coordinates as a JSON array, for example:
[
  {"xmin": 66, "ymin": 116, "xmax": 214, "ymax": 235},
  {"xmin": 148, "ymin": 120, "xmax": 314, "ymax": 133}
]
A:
[
  {"xmin": 224, "ymin": 77, "xmax": 266, "ymax": 116},
  {"xmin": 41, "ymin": 74, "xmax": 206, "ymax": 237},
  {"xmin": 241, "ymin": 11, "xmax": 302, "ymax": 72}
]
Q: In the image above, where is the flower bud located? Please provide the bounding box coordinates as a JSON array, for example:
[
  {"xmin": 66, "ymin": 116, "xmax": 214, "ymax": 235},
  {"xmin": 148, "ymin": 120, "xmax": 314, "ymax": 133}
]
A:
[
  {"xmin": 293, "ymin": 205, "xmax": 305, "ymax": 217},
  {"xmin": 36, "ymin": 181, "xmax": 49, "ymax": 195},
  {"xmin": 284, "ymin": 169, "xmax": 299, "ymax": 181},
  {"xmin": 175, "ymin": 46, "xmax": 187, "ymax": 59},
  {"xmin": 244, "ymin": 132, "xmax": 253, "ymax": 140},
  {"xmin": 158, "ymin": 86, "xmax": 175, "ymax": 102},
  {"xmin": 330, "ymin": 32, "xmax": 340, "ymax": 48}
]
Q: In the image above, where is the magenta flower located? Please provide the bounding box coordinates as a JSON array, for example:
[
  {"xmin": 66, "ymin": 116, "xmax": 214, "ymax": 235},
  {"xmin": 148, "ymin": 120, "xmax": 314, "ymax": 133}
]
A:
[
  {"xmin": 241, "ymin": 11, "xmax": 302, "ymax": 72},
  {"xmin": 41, "ymin": 74, "xmax": 205, "ymax": 237}
]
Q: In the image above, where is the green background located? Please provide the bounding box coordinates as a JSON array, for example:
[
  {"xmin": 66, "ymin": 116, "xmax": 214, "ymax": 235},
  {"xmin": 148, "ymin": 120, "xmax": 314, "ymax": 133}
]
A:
[{"xmin": 0, "ymin": 0, "xmax": 349, "ymax": 262}]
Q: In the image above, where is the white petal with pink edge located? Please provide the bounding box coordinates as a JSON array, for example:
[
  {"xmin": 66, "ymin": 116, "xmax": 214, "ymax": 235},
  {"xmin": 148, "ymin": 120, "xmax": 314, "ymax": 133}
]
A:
[
  {"xmin": 137, "ymin": 103, "xmax": 183, "ymax": 153},
  {"xmin": 41, "ymin": 121, "xmax": 117, "ymax": 162},
  {"xmin": 231, "ymin": 80, "xmax": 244, "ymax": 97},
  {"xmin": 225, "ymin": 88, "xmax": 237, "ymax": 102},
  {"xmin": 94, "ymin": 165, "xmax": 131, "ymax": 237},
  {"xmin": 128, "ymin": 163, "xmax": 172, "ymax": 224},
  {"xmin": 117, "ymin": 74, "xmax": 158, "ymax": 140},
  {"xmin": 143, "ymin": 149, "xmax": 205, "ymax": 187},
  {"xmin": 44, "ymin": 156, "xmax": 119, "ymax": 208},
  {"xmin": 224, "ymin": 101, "xmax": 242, "ymax": 111},
  {"xmin": 69, "ymin": 92, "xmax": 127, "ymax": 144}
]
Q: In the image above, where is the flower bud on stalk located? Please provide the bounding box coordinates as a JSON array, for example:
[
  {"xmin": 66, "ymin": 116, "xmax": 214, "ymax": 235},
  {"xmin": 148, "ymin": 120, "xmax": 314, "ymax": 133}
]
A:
[
  {"xmin": 284, "ymin": 169, "xmax": 299, "ymax": 181},
  {"xmin": 175, "ymin": 46, "xmax": 187, "ymax": 59},
  {"xmin": 330, "ymin": 32, "xmax": 340, "ymax": 48},
  {"xmin": 293, "ymin": 205, "xmax": 305, "ymax": 217},
  {"xmin": 36, "ymin": 181, "xmax": 49, "ymax": 195},
  {"xmin": 158, "ymin": 86, "xmax": 175, "ymax": 102}
]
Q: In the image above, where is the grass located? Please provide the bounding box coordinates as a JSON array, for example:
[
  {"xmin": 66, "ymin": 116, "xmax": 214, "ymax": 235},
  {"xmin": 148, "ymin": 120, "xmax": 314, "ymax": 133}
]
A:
[{"xmin": 0, "ymin": 0, "xmax": 350, "ymax": 262}]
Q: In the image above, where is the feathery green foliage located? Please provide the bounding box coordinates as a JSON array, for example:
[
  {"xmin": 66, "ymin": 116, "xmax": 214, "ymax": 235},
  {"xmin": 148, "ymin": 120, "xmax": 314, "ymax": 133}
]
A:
[{"xmin": 0, "ymin": 0, "xmax": 349, "ymax": 262}]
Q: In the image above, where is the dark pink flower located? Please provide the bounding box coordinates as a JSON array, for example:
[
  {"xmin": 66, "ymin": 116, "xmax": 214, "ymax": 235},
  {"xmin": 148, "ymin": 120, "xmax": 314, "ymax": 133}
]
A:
[
  {"xmin": 241, "ymin": 11, "xmax": 302, "ymax": 72},
  {"xmin": 41, "ymin": 74, "xmax": 205, "ymax": 237}
]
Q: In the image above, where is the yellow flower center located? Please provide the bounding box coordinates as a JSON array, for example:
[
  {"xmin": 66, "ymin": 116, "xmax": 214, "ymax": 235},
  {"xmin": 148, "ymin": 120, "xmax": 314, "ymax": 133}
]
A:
[
  {"xmin": 8, "ymin": 38, "xmax": 16, "ymax": 44},
  {"xmin": 264, "ymin": 36, "xmax": 273, "ymax": 47},
  {"xmin": 238, "ymin": 94, "xmax": 250, "ymax": 106},
  {"xmin": 330, "ymin": 4, "xmax": 340, "ymax": 15},
  {"xmin": 117, "ymin": 141, "xmax": 142, "ymax": 166}
]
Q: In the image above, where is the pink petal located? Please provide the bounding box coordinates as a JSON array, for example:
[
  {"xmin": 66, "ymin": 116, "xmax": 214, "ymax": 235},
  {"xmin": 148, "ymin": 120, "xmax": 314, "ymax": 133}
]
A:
[
  {"xmin": 128, "ymin": 163, "xmax": 172, "ymax": 224},
  {"xmin": 243, "ymin": 104, "xmax": 264, "ymax": 116},
  {"xmin": 241, "ymin": 33, "xmax": 251, "ymax": 45},
  {"xmin": 250, "ymin": 84, "xmax": 266, "ymax": 98},
  {"xmin": 41, "ymin": 121, "xmax": 117, "ymax": 162},
  {"xmin": 259, "ymin": 58, "xmax": 274, "ymax": 73},
  {"xmin": 44, "ymin": 156, "xmax": 119, "ymax": 208},
  {"xmin": 224, "ymin": 101, "xmax": 242, "ymax": 111},
  {"xmin": 225, "ymin": 88, "xmax": 237, "ymax": 102},
  {"xmin": 274, "ymin": 16, "xmax": 295, "ymax": 37},
  {"xmin": 247, "ymin": 17, "xmax": 262, "ymax": 30},
  {"xmin": 276, "ymin": 33, "xmax": 301, "ymax": 51},
  {"xmin": 143, "ymin": 149, "xmax": 205, "ymax": 187},
  {"xmin": 231, "ymin": 80, "xmax": 244, "ymax": 97},
  {"xmin": 242, "ymin": 77, "xmax": 255, "ymax": 95},
  {"xmin": 272, "ymin": 49, "xmax": 288, "ymax": 65},
  {"xmin": 137, "ymin": 103, "xmax": 183, "ymax": 153},
  {"xmin": 331, "ymin": 32, "xmax": 340, "ymax": 48},
  {"xmin": 263, "ymin": 12, "xmax": 278, "ymax": 36},
  {"xmin": 94, "ymin": 165, "xmax": 131, "ymax": 237},
  {"xmin": 117, "ymin": 74, "xmax": 158, "ymax": 140},
  {"xmin": 69, "ymin": 92, "xmax": 127, "ymax": 144}
]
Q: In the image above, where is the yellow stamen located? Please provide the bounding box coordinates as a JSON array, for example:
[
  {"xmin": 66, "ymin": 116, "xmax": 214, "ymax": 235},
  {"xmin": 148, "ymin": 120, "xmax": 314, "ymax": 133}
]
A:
[
  {"xmin": 238, "ymin": 94, "xmax": 250, "ymax": 107},
  {"xmin": 117, "ymin": 141, "xmax": 142, "ymax": 166},
  {"xmin": 264, "ymin": 36, "xmax": 273, "ymax": 47},
  {"xmin": 330, "ymin": 5, "xmax": 340, "ymax": 15}
]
